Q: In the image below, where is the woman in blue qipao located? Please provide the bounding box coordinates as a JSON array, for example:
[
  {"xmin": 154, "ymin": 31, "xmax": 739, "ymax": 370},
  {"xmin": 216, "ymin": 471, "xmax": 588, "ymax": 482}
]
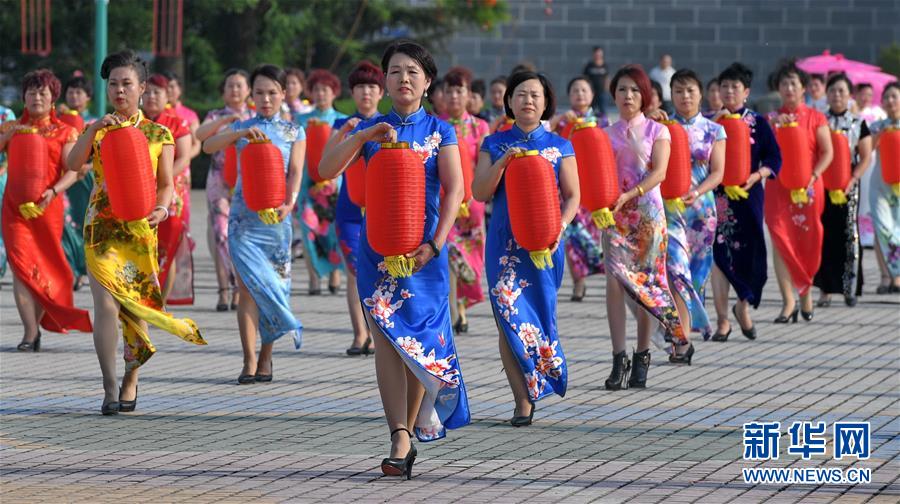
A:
[
  {"xmin": 709, "ymin": 63, "xmax": 781, "ymax": 341},
  {"xmin": 203, "ymin": 64, "xmax": 305, "ymax": 384},
  {"xmin": 319, "ymin": 40, "xmax": 469, "ymax": 479},
  {"xmin": 473, "ymin": 71, "xmax": 580, "ymax": 427},
  {"xmin": 327, "ymin": 61, "xmax": 384, "ymax": 356},
  {"xmin": 654, "ymin": 69, "xmax": 725, "ymax": 361}
]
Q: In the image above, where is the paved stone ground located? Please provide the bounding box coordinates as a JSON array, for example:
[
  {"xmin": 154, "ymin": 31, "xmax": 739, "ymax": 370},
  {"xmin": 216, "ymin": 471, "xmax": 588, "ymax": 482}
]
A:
[{"xmin": 1, "ymin": 190, "xmax": 898, "ymax": 503}]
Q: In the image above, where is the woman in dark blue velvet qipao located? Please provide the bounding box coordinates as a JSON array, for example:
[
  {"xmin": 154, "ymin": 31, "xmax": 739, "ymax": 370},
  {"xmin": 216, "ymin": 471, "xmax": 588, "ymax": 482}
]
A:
[{"xmin": 473, "ymin": 71, "xmax": 580, "ymax": 427}]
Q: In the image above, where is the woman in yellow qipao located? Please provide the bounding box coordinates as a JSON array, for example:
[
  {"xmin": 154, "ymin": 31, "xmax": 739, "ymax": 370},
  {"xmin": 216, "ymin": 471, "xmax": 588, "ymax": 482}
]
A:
[{"xmin": 67, "ymin": 50, "xmax": 205, "ymax": 416}]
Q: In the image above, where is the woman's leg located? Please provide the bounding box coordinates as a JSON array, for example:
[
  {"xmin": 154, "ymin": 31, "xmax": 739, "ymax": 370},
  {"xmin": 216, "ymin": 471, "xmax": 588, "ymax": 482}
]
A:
[
  {"xmin": 161, "ymin": 263, "xmax": 176, "ymax": 303},
  {"xmin": 606, "ymin": 272, "xmax": 627, "ymax": 354},
  {"xmin": 497, "ymin": 320, "xmax": 530, "ymax": 416},
  {"xmin": 235, "ymin": 273, "xmax": 260, "ymax": 376},
  {"xmin": 303, "ymin": 244, "xmax": 320, "ymax": 292},
  {"xmin": 405, "ymin": 366, "xmax": 425, "ymax": 432},
  {"xmin": 458, "ymin": 301, "xmax": 468, "ymax": 327},
  {"xmin": 772, "ymin": 247, "xmax": 796, "ymax": 315},
  {"xmin": 88, "ymin": 273, "xmax": 121, "ymax": 404},
  {"xmin": 329, "ymin": 269, "xmax": 341, "ymax": 291},
  {"xmin": 710, "ymin": 265, "xmax": 731, "ymax": 334},
  {"xmin": 120, "ymin": 320, "xmax": 147, "ymax": 402},
  {"xmin": 636, "ymin": 308, "xmax": 653, "ymax": 353},
  {"xmin": 670, "ymin": 289, "xmax": 692, "ymax": 353},
  {"xmin": 12, "ymin": 275, "xmax": 42, "ymax": 342},
  {"xmin": 449, "ymin": 271, "xmax": 460, "ymax": 325},
  {"xmin": 345, "ymin": 270, "xmax": 369, "ymax": 348},
  {"xmin": 873, "ymin": 236, "xmax": 892, "ymax": 288},
  {"xmin": 208, "ymin": 211, "xmax": 230, "ymax": 307},
  {"xmin": 366, "ymin": 312, "xmax": 412, "ymax": 458},
  {"xmin": 257, "ymin": 342, "xmax": 274, "ymax": 376}
]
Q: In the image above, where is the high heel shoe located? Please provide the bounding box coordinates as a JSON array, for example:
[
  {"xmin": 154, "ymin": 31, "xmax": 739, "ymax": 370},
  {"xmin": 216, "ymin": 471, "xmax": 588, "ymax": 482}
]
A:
[
  {"xmin": 362, "ymin": 336, "xmax": 374, "ymax": 355},
  {"xmin": 16, "ymin": 332, "xmax": 41, "ymax": 352},
  {"xmin": 773, "ymin": 307, "xmax": 799, "ymax": 324},
  {"xmin": 732, "ymin": 305, "xmax": 757, "ymax": 340},
  {"xmin": 255, "ymin": 360, "xmax": 273, "ymax": 382},
  {"xmin": 801, "ymin": 309, "xmax": 814, "ymax": 322},
  {"xmin": 510, "ymin": 401, "xmax": 535, "ymax": 427},
  {"xmin": 101, "ymin": 400, "xmax": 119, "ymax": 416},
  {"xmin": 381, "ymin": 428, "xmax": 417, "ymax": 479},
  {"xmin": 668, "ymin": 343, "xmax": 694, "ymax": 365},
  {"xmin": 710, "ymin": 326, "xmax": 732, "ymax": 342},
  {"xmin": 570, "ymin": 284, "xmax": 586, "ymax": 302},
  {"xmin": 453, "ymin": 318, "xmax": 468, "ymax": 334},
  {"xmin": 328, "ymin": 284, "xmax": 339, "ymax": 295},
  {"xmin": 118, "ymin": 385, "xmax": 138, "ymax": 413},
  {"xmin": 216, "ymin": 288, "xmax": 229, "ymax": 312},
  {"xmin": 604, "ymin": 351, "xmax": 631, "ymax": 390},
  {"xmin": 628, "ymin": 349, "xmax": 651, "ymax": 388}
]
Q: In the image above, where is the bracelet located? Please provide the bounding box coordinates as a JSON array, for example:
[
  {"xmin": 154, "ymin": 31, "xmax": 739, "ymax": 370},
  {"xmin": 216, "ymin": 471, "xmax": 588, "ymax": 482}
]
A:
[
  {"xmin": 635, "ymin": 184, "xmax": 645, "ymax": 197},
  {"xmin": 427, "ymin": 239, "xmax": 440, "ymax": 258},
  {"xmin": 50, "ymin": 187, "xmax": 58, "ymax": 197},
  {"xmin": 153, "ymin": 205, "xmax": 169, "ymax": 221}
]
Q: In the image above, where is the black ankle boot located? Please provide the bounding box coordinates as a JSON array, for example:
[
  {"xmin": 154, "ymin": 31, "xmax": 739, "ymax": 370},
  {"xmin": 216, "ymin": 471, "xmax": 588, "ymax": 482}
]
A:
[
  {"xmin": 628, "ymin": 349, "xmax": 651, "ymax": 389},
  {"xmin": 604, "ymin": 351, "xmax": 631, "ymax": 390}
]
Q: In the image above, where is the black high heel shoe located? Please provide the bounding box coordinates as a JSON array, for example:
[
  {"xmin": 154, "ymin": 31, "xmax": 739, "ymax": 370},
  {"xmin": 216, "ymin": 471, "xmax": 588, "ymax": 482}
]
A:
[
  {"xmin": 604, "ymin": 351, "xmax": 631, "ymax": 390},
  {"xmin": 732, "ymin": 305, "xmax": 757, "ymax": 340},
  {"xmin": 510, "ymin": 401, "xmax": 535, "ymax": 427},
  {"xmin": 216, "ymin": 288, "xmax": 229, "ymax": 312},
  {"xmin": 773, "ymin": 307, "xmax": 799, "ymax": 324},
  {"xmin": 710, "ymin": 326, "xmax": 732, "ymax": 342},
  {"xmin": 628, "ymin": 349, "xmax": 651, "ymax": 389},
  {"xmin": 101, "ymin": 400, "xmax": 119, "ymax": 416},
  {"xmin": 668, "ymin": 343, "xmax": 694, "ymax": 365},
  {"xmin": 118, "ymin": 385, "xmax": 138, "ymax": 413},
  {"xmin": 801, "ymin": 309, "xmax": 814, "ymax": 322},
  {"xmin": 255, "ymin": 360, "xmax": 273, "ymax": 382},
  {"xmin": 570, "ymin": 283, "xmax": 586, "ymax": 302},
  {"xmin": 381, "ymin": 428, "xmax": 417, "ymax": 479},
  {"xmin": 362, "ymin": 336, "xmax": 374, "ymax": 355},
  {"xmin": 453, "ymin": 317, "xmax": 468, "ymax": 334},
  {"xmin": 16, "ymin": 332, "xmax": 41, "ymax": 352}
]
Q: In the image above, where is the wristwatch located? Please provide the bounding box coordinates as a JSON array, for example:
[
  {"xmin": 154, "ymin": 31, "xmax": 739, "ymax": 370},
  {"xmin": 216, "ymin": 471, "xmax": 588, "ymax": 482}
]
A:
[{"xmin": 427, "ymin": 239, "xmax": 440, "ymax": 258}]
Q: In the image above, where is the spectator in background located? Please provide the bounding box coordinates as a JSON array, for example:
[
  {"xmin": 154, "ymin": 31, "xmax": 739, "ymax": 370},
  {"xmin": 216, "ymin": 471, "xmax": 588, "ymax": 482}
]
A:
[
  {"xmin": 583, "ymin": 46, "xmax": 610, "ymax": 115},
  {"xmin": 281, "ymin": 67, "xmax": 313, "ymax": 121},
  {"xmin": 427, "ymin": 78, "xmax": 447, "ymax": 115},
  {"xmin": 468, "ymin": 78, "xmax": 488, "ymax": 120},
  {"xmin": 856, "ymin": 83, "xmax": 887, "ymax": 124},
  {"xmin": 164, "ymin": 71, "xmax": 202, "ymax": 158},
  {"xmin": 855, "ymin": 82, "xmax": 887, "ymax": 248},
  {"xmin": 485, "ymin": 76, "xmax": 507, "ymax": 124},
  {"xmin": 806, "ymin": 73, "xmax": 828, "ymax": 113},
  {"xmin": 704, "ymin": 78, "xmax": 724, "ymax": 117},
  {"xmin": 649, "ymin": 54, "xmax": 676, "ymax": 111},
  {"xmin": 60, "ymin": 75, "xmax": 96, "ymax": 122},
  {"xmin": 648, "ymin": 79, "xmax": 665, "ymax": 116}
]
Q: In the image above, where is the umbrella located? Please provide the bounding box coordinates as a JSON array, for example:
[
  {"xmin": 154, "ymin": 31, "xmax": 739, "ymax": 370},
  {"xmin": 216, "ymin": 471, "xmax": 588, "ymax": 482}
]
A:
[
  {"xmin": 844, "ymin": 68, "xmax": 898, "ymax": 103},
  {"xmin": 797, "ymin": 50, "xmax": 881, "ymax": 75}
]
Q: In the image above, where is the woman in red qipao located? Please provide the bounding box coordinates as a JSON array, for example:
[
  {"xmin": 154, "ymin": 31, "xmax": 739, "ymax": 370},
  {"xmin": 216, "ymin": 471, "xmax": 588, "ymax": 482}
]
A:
[
  {"xmin": 143, "ymin": 74, "xmax": 195, "ymax": 304},
  {"xmin": 0, "ymin": 69, "xmax": 93, "ymax": 350},
  {"xmin": 765, "ymin": 60, "xmax": 833, "ymax": 323}
]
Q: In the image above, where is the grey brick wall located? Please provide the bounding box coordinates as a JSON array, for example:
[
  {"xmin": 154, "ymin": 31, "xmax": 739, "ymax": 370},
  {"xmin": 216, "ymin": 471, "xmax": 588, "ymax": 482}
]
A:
[{"xmin": 429, "ymin": 0, "xmax": 899, "ymax": 106}]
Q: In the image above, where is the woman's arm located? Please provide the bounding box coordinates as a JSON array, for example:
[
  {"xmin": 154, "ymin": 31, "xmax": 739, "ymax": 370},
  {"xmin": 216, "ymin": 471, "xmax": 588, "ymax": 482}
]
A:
[
  {"xmin": 203, "ymin": 126, "xmax": 264, "ymax": 154},
  {"xmin": 553, "ymin": 155, "xmax": 580, "ymax": 252},
  {"xmin": 406, "ymin": 144, "xmax": 463, "ymax": 273},
  {"xmin": 810, "ymin": 124, "xmax": 834, "ymax": 189},
  {"xmin": 188, "ymin": 120, "xmax": 201, "ymax": 158},
  {"xmin": 172, "ymin": 134, "xmax": 192, "ymax": 176},
  {"xmin": 612, "ymin": 138, "xmax": 671, "ymax": 213},
  {"xmin": 684, "ymin": 139, "xmax": 725, "ymax": 205},
  {"xmin": 147, "ymin": 144, "xmax": 176, "ymax": 226},
  {"xmin": 322, "ymin": 118, "xmax": 361, "ymax": 158},
  {"xmin": 37, "ymin": 142, "xmax": 80, "ymax": 208},
  {"xmin": 848, "ymin": 135, "xmax": 873, "ymax": 193},
  {"xmin": 277, "ymin": 138, "xmax": 307, "ymax": 222},
  {"xmin": 318, "ymin": 122, "xmax": 393, "ymax": 180},
  {"xmin": 66, "ymin": 114, "xmax": 118, "ymax": 171},
  {"xmin": 196, "ymin": 114, "xmax": 239, "ymax": 142},
  {"xmin": 471, "ymin": 148, "xmax": 520, "ymax": 202}
]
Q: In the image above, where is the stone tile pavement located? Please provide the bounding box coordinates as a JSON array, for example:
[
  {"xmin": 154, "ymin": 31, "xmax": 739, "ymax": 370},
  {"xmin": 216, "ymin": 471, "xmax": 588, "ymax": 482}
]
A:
[{"xmin": 1, "ymin": 191, "xmax": 898, "ymax": 503}]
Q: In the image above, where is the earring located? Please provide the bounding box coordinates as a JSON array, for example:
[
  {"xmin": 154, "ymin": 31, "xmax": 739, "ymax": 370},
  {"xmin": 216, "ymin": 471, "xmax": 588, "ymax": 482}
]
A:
[
  {"xmin": 139, "ymin": 96, "xmax": 143, "ymax": 108},
  {"xmin": 425, "ymin": 91, "xmax": 428, "ymax": 98}
]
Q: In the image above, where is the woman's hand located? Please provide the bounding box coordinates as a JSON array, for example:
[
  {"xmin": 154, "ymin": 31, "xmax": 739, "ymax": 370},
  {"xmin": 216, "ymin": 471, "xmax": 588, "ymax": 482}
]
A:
[
  {"xmin": 406, "ymin": 243, "xmax": 436, "ymax": 274},
  {"xmin": 93, "ymin": 114, "xmax": 124, "ymax": 131},
  {"xmin": 682, "ymin": 188, "xmax": 701, "ymax": 206},
  {"xmin": 365, "ymin": 122, "xmax": 396, "ymax": 143},
  {"xmin": 37, "ymin": 188, "xmax": 56, "ymax": 209},
  {"xmin": 146, "ymin": 206, "xmax": 168, "ymax": 227},
  {"xmin": 341, "ymin": 117, "xmax": 361, "ymax": 134},
  {"xmin": 243, "ymin": 127, "xmax": 267, "ymax": 141},
  {"xmin": 806, "ymin": 173, "xmax": 819, "ymax": 194},
  {"xmin": 276, "ymin": 202, "xmax": 293, "ymax": 223},
  {"xmin": 612, "ymin": 189, "xmax": 636, "ymax": 214},
  {"xmin": 1, "ymin": 123, "xmax": 31, "ymax": 143},
  {"xmin": 843, "ymin": 177, "xmax": 858, "ymax": 195},
  {"xmin": 647, "ymin": 109, "xmax": 669, "ymax": 122},
  {"xmin": 772, "ymin": 113, "xmax": 795, "ymax": 127}
]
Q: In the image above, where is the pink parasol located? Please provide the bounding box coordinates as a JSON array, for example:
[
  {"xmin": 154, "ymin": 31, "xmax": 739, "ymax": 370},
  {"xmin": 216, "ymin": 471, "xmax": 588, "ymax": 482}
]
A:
[
  {"xmin": 843, "ymin": 68, "xmax": 898, "ymax": 104},
  {"xmin": 797, "ymin": 50, "xmax": 881, "ymax": 75}
]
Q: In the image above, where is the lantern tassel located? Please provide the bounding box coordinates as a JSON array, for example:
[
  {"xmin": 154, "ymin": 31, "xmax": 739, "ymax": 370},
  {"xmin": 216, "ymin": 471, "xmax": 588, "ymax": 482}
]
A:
[
  {"xmin": 664, "ymin": 197, "xmax": 686, "ymax": 213},
  {"xmin": 723, "ymin": 185, "xmax": 749, "ymax": 200},
  {"xmin": 257, "ymin": 208, "xmax": 281, "ymax": 225},
  {"xmin": 828, "ymin": 190, "xmax": 848, "ymax": 205},
  {"xmin": 891, "ymin": 183, "xmax": 900, "ymax": 198},
  {"xmin": 790, "ymin": 189, "xmax": 809, "ymax": 204},
  {"xmin": 126, "ymin": 219, "xmax": 152, "ymax": 238},
  {"xmin": 18, "ymin": 202, "xmax": 44, "ymax": 219},
  {"xmin": 360, "ymin": 207, "xmax": 365, "ymax": 217},
  {"xmin": 590, "ymin": 208, "xmax": 616, "ymax": 229},
  {"xmin": 458, "ymin": 201, "xmax": 470, "ymax": 218},
  {"xmin": 529, "ymin": 249, "xmax": 554, "ymax": 270},
  {"xmin": 385, "ymin": 255, "xmax": 416, "ymax": 278}
]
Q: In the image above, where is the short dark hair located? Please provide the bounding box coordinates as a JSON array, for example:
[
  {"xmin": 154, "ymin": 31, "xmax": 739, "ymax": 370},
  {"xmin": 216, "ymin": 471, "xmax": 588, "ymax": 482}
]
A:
[
  {"xmin": 718, "ymin": 62, "xmax": 753, "ymax": 89},
  {"xmin": 610, "ymin": 64, "xmax": 653, "ymax": 112},
  {"xmin": 490, "ymin": 76, "xmax": 507, "ymax": 87},
  {"xmin": 567, "ymin": 75, "xmax": 592, "ymax": 95},
  {"xmin": 671, "ymin": 69, "xmax": 703, "ymax": 91},
  {"xmin": 706, "ymin": 77, "xmax": 719, "ymax": 90},
  {"xmin": 593, "ymin": 46, "xmax": 604, "ymax": 52},
  {"xmin": 443, "ymin": 66, "xmax": 473, "ymax": 90},
  {"xmin": 100, "ymin": 49, "xmax": 149, "ymax": 82},
  {"xmin": 219, "ymin": 68, "xmax": 249, "ymax": 94},
  {"xmin": 63, "ymin": 75, "xmax": 92, "ymax": 98},
  {"xmin": 883, "ymin": 82, "xmax": 900, "ymax": 102},
  {"xmin": 470, "ymin": 79, "xmax": 486, "ymax": 98},
  {"xmin": 826, "ymin": 73, "xmax": 853, "ymax": 92},
  {"xmin": 22, "ymin": 69, "xmax": 62, "ymax": 101},
  {"xmin": 284, "ymin": 67, "xmax": 306, "ymax": 87},
  {"xmin": 249, "ymin": 64, "xmax": 287, "ymax": 90},
  {"xmin": 509, "ymin": 62, "xmax": 537, "ymax": 75},
  {"xmin": 348, "ymin": 61, "xmax": 384, "ymax": 90},
  {"xmin": 650, "ymin": 80, "xmax": 664, "ymax": 102},
  {"xmin": 810, "ymin": 73, "xmax": 826, "ymax": 83},
  {"xmin": 381, "ymin": 40, "xmax": 438, "ymax": 80},
  {"xmin": 770, "ymin": 58, "xmax": 810, "ymax": 90},
  {"xmin": 503, "ymin": 71, "xmax": 556, "ymax": 121},
  {"xmin": 855, "ymin": 82, "xmax": 873, "ymax": 92}
]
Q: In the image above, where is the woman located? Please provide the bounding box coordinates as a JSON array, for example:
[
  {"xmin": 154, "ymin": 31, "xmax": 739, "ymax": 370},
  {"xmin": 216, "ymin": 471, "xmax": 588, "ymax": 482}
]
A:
[
  {"xmin": 66, "ymin": 50, "xmax": 205, "ymax": 414},
  {"xmin": 439, "ymin": 66, "xmax": 489, "ymax": 334},
  {"xmin": 704, "ymin": 78, "xmax": 723, "ymax": 118},
  {"xmin": 295, "ymin": 69, "xmax": 347, "ymax": 295},
  {"xmin": 602, "ymin": 65, "xmax": 683, "ymax": 389},
  {"xmin": 765, "ymin": 61, "xmax": 833, "ymax": 323},
  {"xmin": 856, "ymin": 83, "xmax": 887, "ymax": 249},
  {"xmin": 143, "ymin": 73, "xmax": 195, "ymax": 305},
  {"xmin": 473, "ymin": 71, "xmax": 579, "ymax": 425},
  {"xmin": 710, "ymin": 63, "xmax": 782, "ymax": 341},
  {"xmin": 814, "ymin": 74, "xmax": 873, "ymax": 306},
  {"xmin": 328, "ymin": 61, "xmax": 384, "ymax": 355},
  {"xmin": 204, "ymin": 64, "xmax": 305, "ymax": 384},
  {"xmin": 281, "ymin": 68, "xmax": 313, "ymax": 120},
  {"xmin": 0, "ymin": 105, "xmax": 13, "ymax": 282},
  {"xmin": 868, "ymin": 82, "xmax": 900, "ymax": 293},
  {"xmin": 0, "ymin": 69, "xmax": 93, "ymax": 351},
  {"xmin": 319, "ymin": 40, "xmax": 470, "ymax": 479},
  {"xmin": 657, "ymin": 69, "xmax": 725, "ymax": 358},
  {"xmin": 550, "ymin": 75, "xmax": 609, "ymax": 301},
  {"xmin": 195, "ymin": 69, "xmax": 254, "ymax": 311},
  {"xmin": 164, "ymin": 71, "xmax": 201, "ymax": 159}
]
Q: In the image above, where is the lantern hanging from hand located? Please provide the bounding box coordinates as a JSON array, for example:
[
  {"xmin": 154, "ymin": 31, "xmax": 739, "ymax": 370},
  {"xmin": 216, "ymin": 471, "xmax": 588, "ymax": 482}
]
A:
[
  {"xmin": 345, "ymin": 156, "xmax": 367, "ymax": 213},
  {"xmin": 824, "ymin": 130, "xmax": 852, "ymax": 205},
  {"xmin": 305, "ymin": 119, "xmax": 332, "ymax": 184},
  {"xmin": 505, "ymin": 150, "xmax": 561, "ymax": 269},
  {"xmin": 6, "ymin": 128, "xmax": 48, "ymax": 210},
  {"xmin": 366, "ymin": 142, "xmax": 425, "ymax": 278},
  {"xmin": 559, "ymin": 117, "xmax": 583, "ymax": 140},
  {"xmin": 659, "ymin": 120, "xmax": 692, "ymax": 213},
  {"xmin": 879, "ymin": 126, "xmax": 900, "ymax": 197},
  {"xmin": 222, "ymin": 144, "xmax": 238, "ymax": 190},
  {"xmin": 570, "ymin": 121, "xmax": 619, "ymax": 228},
  {"xmin": 718, "ymin": 114, "xmax": 751, "ymax": 200},
  {"xmin": 775, "ymin": 122, "xmax": 813, "ymax": 204},
  {"xmin": 59, "ymin": 110, "xmax": 84, "ymax": 133},
  {"xmin": 456, "ymin": 138, "xmax": 475, "ymax": 218},
  {"xmin": 240, "ymin": 139, "xmax": 286, "ymax": 224},
  {"xmin": 100, "ymin": 122, "xmax": 156, "ymax": 222}
]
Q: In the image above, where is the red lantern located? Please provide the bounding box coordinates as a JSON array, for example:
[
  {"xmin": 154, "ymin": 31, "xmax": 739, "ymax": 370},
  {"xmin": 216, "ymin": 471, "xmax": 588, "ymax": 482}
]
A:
[
  {"xmin": 305, "ymin": 119, "xmax": 332, "ymax": 183},
  {"xmin": 775, "ymin": 122, "xmax": 813, "ymax": 204},
  {"xmin": 240, "ymin": 140, "xmax": 285, "ymax": 212},
  {"xmin": 222, "ymin": 144, "xmax": 238, "ymax": 189},
  {"xmin": 345, "ymin": 156, "xmax": 367, "ymax": 208},
  {"xmin": 58, "ymin": 110, "xmax": 84, "ymax": 132},
  {"xmin": 570, "ymin": 122, "xmax": 619, "ymax": 228},
  {"xmin": 718, "ymin": 114, "xmax": 751, "ymax": 200},
  {"xmin": 659, "ymin": 120, "xmax": 692, "ymax": 212},
  {"xmin": 559, "ymin": 117, "xmax": 583, "ymax": 140},
  {"xmin": 879, "ymin": 127, "xmax": 900, "ymax": 197},
  {"xmin": 824, "ymin": 130, "xmax": 852, "ymax": 205},
  {"xmin": 456, "ymin": 139, "xmax": 475, "ymax": 217},
  {"xmin": 6, "ymin": 128, "xmax": 48, "ymax": 207},
  {"xmin": 505, "ymin": 150, "xmax": 561, "ymax": 269},
  {"xmin": 366, "ymin": 142, "xmax": 425, "ymax": 278},
  {"xmin": 100, "ymin": 122, "xmax": 156, "ymax": 221}
]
